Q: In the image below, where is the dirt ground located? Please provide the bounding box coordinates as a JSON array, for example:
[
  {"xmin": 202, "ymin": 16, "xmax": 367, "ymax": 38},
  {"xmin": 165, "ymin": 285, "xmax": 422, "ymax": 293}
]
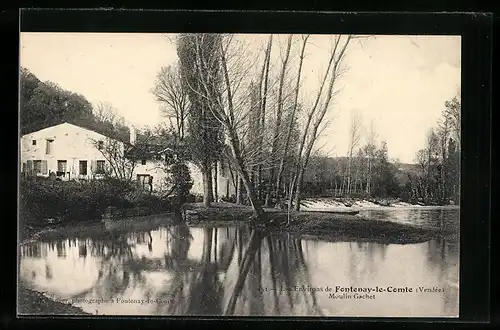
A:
[{"xmin": 18, "ymin": 283, "xmax": 90, "ymax": 315}]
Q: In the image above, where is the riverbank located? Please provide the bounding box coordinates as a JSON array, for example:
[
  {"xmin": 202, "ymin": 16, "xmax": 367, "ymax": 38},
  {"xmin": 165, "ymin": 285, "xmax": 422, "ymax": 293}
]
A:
[
  {"xmin": 20, "ymin": 212, "xmax": 176, "ymax": 244},
  {"xmin": 19, "ymin": 202, "xmax": 457, "ymax": 245},
  {"xmin": 184, "ymin": 202, "xmax": 453, "ymax": 244},
  {"xmin": 18, "ymin": 282, "xmax": 90, "ymax": 315},
  {"xmin": 300, "ymin": 197, "xmax": 459, "ymax": 211}
]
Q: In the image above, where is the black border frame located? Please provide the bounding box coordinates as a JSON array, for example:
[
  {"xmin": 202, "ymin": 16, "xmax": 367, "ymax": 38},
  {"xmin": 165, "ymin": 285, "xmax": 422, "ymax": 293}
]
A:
[{"xmin": 8, "ymin": 8, "xmax": 492, "ymax": 328}]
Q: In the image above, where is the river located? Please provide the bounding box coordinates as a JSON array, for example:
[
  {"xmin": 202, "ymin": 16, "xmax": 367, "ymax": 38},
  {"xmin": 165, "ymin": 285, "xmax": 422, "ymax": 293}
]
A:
[{"xmin": 19, "ymin": 207, "xmax": 459, "ymax": 317}]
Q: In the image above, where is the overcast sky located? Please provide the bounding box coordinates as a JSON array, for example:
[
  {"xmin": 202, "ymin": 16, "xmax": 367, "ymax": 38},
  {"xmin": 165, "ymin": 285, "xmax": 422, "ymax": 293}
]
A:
[{"xmin": 20, "ymin": 33, "xmax": 461, "ymax": 164}]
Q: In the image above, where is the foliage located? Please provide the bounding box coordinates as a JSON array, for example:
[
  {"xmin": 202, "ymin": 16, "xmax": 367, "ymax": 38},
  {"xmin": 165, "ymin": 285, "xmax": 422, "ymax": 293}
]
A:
[
  {"xmin": 177, "ymin": 34, "xmax": 225, "ymax": 206},
  {"xmin": 177, "ymin": 34, "xmax": 224, "ymax": 168},
  {"xmin": 405, "ymin": 95, "xmax": 461, "ymax": 205},
  {"xmin": 20, "ymin": 67, "xmax": 130, "ymax": 142},
  {"xmin": 300, "ymin": 151, "xmax": 403, "ymax": 199},
  {"xmin": 19, "ymin": 177, "xmax": 173, "ymax": 226},
  {"xmin": 151, "ymin": 65, "xmax": 190, "ymax": 140},
  {"xmin": 167, "ymin": 162, "xmax": 194, "ymax": 205}
]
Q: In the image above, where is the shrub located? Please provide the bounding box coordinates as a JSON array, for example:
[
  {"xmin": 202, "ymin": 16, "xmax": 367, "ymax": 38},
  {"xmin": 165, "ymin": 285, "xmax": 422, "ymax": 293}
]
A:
[
  {"xmin": 19, "ymin": 176, "xmax": 167, "ymax": 226},
  {"xmin": 168, "ymin": 162, "xmax": 193, "ymax": 205}
]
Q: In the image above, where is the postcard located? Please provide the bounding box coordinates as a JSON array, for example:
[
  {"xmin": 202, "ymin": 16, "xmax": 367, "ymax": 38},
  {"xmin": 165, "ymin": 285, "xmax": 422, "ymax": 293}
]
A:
[{"xmin": 18, "ymin": 28, "xmax": 461, "ymax": 317}]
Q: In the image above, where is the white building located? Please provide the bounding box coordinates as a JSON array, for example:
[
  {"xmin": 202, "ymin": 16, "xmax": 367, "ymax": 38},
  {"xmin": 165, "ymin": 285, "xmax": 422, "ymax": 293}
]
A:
[
  {"xmin": 20, "ymin": 122, "xmax": 236, "ymax": 199},
  {"xmin": 20, "ymin": 122, "xmax": 115, "ymax": 181}
]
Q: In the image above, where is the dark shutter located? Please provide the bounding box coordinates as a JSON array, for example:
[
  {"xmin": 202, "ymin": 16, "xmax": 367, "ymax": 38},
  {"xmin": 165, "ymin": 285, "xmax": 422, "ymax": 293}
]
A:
[
  {"xmin": 41, "ymin": 160, "xmax": 48, "ymax": 175},
  {"xmin": 26, "ymin": 160, "xmax": 33, "ymax": 175},
  {"xmin": 90, "ymin": 160, "xmax": 97, "ymax": 174}
]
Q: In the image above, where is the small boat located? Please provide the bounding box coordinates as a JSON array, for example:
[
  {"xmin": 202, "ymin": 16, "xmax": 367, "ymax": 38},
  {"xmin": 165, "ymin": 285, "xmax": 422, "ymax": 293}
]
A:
[{"xmin": 303, "ymin": 209, "xmax": 360, "ymax": 216}]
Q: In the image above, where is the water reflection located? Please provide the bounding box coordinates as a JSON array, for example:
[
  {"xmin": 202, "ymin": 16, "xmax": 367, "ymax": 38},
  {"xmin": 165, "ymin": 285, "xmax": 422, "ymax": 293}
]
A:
[
  {"xmin": 19, "ymin": 210, "xmax": 459, "ymax": 317},
  {"xmin": 360, "ymin": 207, "xmax": 459, "ymax": 232}
]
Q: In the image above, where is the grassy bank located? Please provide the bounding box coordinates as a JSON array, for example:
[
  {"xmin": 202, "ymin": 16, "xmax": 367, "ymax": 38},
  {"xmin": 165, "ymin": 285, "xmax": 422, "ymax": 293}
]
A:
[
  {"xmin": 20, "ymin": 202, "xmax": 456, "ymax": 245},
  {"xmin": 21, "ymin": 212, "xmax": 178, "ymax": 244},
  {"xmin": 18, "ymin": 282, "xmax": 90, "ymax": 315},
  {"xmin": 275, "ymin": 214, "xmax": 436, "ymax": 244},
  {"xmin": 185, "ymin": 203, "xmax": 454, "ymax": 244},
  {"xmin": 19, "ymin": 176, "xmax": 177, "ymax": 228}
]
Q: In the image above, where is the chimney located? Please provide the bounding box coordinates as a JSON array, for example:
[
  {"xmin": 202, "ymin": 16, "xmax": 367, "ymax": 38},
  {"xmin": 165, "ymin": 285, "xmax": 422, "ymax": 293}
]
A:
[{"xmin": 130, "ymin": 125, "xmax": 136, "ymax": 145}]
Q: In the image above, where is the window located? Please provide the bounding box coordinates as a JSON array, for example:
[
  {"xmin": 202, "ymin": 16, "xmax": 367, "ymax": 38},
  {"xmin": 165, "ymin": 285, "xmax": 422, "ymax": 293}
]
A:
[
  {"xmin": 46, "ymin": 139, "xmax": 53, "ymax": 155},
  {"xmin": 137, "ymin": 174, "xmax": 151, "ymax": 190},
  {"xmin": 33, "ymin": 160, "xmax": 42, "ymax": 174},
  {"xmin": 98, "ymin": 140, "xmax": 104, "ymax": 150},
  {"xmin": 57, "ymin": 160, "xmax": 67, "ymax": 173},
  {"xmin": 141, "ymin": 159, "xmax": 147, "ymax": 165},
  {"xmin": 96, "ymin": 160, "xmax": 105, "ymax": 174},
  {"xmin": 79, "ymin": 160, "xmax": 88, "ymax": 175},
  {"xmin": 32, "ymin": 140, "xmax": 36, "ymax": 146}
]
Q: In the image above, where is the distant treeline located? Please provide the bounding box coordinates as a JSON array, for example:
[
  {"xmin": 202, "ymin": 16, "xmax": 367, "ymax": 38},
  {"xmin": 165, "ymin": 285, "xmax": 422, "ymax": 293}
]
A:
[
  {"xmin": 20, "ymin": 62, "xmax": 460, "ymax": 207},
  {"xmin": 300, "ymin": 154, "xmax": 411, "ymax": 200},
  {"xmin": 299, "ymin": 96, "xmax": 461, "ymax": 205},
  {"xmin": 406, "ymin": 96, "xmax": 461, "ymax": 205}
]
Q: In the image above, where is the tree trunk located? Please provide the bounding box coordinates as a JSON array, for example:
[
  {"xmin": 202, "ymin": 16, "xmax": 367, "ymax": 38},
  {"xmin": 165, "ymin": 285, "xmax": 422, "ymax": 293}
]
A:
[
  {"xmin": 256, "ymin": 35, "xmax": 273, "ymax": 201},
  {"xmin": 219, "ymin": 40, "xmax": 266, "ymax": 219},
  {"xmin": 275, "ymin": 35, "xmax": 309, "ymax": 207},
  {"xmin": 268, "ymin": 35, "xmax": 293, "ymax": 208},
  {"xmin": 213, "ymin": 162, "xmax": 219, "ymax": 203},
  {"xmin": 202, "ymin": 164, "xmax": 214, "ymax": 207},
  {"xmin": 227, "ymin": 132, "xmax": 265, "ymax": 218},
  {"xmin": 292, "ymin": 37, "xmax": 344, "ymax": 211},
  {"xmin": 440, "ymin": 138, "xmax": 447, "ymax": 204},
  {"xmin": 236, "ymin": 175, "xmax": 243, "ymax": 205},
  {"xmin": 293, "ymin": 171, "xmax": 303, "ymax": 211},
  {"xmin": 366, "ymin": 157, "xmax": 372, "ymax": 195},
  {"xmin": 293, "ymin": 37, "xmax": 352, "ymax": 210},
  {"xmin": 346, "ymin": 153, "xmax": 352, "ymax": 195}
]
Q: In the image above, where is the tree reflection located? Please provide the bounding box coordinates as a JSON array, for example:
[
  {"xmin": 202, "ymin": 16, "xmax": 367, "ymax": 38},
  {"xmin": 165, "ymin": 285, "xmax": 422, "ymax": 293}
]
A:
[
  {"xmin": 20, "ymin": 220, "xmax": 323, "ymax": 316},
  {"xmin": 156, "ymin": 221, "xmax": 194, "ymax": 314},
  {"xmin": 223, "ymin": 231, "xmax": 322, "ymax": 316},
  {"xmin": 21, "ymin": 242, "xmax": 42, "ymax": 258},
  {"xmin": 56, "ymin": 240, "xmax": 66, "ymax": 258},
  {"xmin": 155, "ymin": 225, "xmax": 230, "ymax": 315},
  {"xmin": 425, "ymin": 237, "xmax": 459, "ymax": 315},
  {"xmin": 224, "ymin": 229, "xmax": 264, "ymax": 315},
  {"xmin": 70, "ymin": 232, "xmax": 147, "ymax": 301},
  {"xmin": 348, "ymin": 242, "xmax": 388, "ymax": 283}
]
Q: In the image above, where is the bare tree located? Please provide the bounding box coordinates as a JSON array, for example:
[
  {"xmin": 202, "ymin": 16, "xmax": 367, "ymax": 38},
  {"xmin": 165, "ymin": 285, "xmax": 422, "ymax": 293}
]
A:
[
  {"xmin": 363, "ymin": 120, "xmax": 378, "ymax": 195},
  {"xmin": 255, "ymin": 35, "xmax": 273, "ymax": 199},
  {"xmin": 152, "ymin": 65, "xmax": 190, "ymax": 140},
  {"xmin": 91, "ymin": 138, "xmax": 137, "ymax": 181},
  {"xmin": 443, "ymin": 95, "xmax": 461, "ymax": 148},
  {"xmin": 343, "ymin": 109, "xmax": 363, "ymax": 195},
  {"xmin": 93, "ymin": 102, "xmax": 126, "ymax": 128},
  {"xmin": 265, "ymin": 34, "xmax": 293, "ymax": 206},
  {"xmin": 437, "ymin": 113, "xmax": 451, "ymax": 203},
  {"xmin": 274, "ymin": 34, "xmax": 310, "ymax": 207},
  {"xmin": 424, "ymin": 129, "xmax": 440, "ymax": 203},
  {"xmin": 292, "ymin": 35, "xmax": 354, "ymax": 211},
  {"xmin": 178, "ymin": 34, "xmax": 269, "ymax": 218}
]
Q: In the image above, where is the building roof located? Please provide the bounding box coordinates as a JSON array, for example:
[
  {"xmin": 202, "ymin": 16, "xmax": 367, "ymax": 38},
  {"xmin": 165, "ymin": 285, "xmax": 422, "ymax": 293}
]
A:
[
  {"xmin": 21, "ymin": 121, "xmax": 130, "ymax": 144},
  {"xmin": 125, "ymin": 143, "xmax": 175, "ymax": 160},
  {"xmin": 21, "ymin": 121, "xmax": 123, "ymax": 140},
  {"xmin": 21, "ymin": 121, "xmax": 182, "ymax": 162}
]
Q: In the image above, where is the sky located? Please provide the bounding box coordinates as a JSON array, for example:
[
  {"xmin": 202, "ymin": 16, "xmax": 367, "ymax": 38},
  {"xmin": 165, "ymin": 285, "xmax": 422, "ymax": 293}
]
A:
[{"xmin": 20, "ymin": 33, "xmax": 461, "ymax": 164}]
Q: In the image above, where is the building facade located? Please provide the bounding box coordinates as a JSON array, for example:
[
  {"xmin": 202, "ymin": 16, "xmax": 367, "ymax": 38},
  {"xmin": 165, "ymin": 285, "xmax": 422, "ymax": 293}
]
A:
[
  {"xmin": 20, "ymin": 122, "xmax": 237, "ymax": 199},
  {"xmin": 20, "ymin": 122, "xmax": 120, "ymax": 181}
]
